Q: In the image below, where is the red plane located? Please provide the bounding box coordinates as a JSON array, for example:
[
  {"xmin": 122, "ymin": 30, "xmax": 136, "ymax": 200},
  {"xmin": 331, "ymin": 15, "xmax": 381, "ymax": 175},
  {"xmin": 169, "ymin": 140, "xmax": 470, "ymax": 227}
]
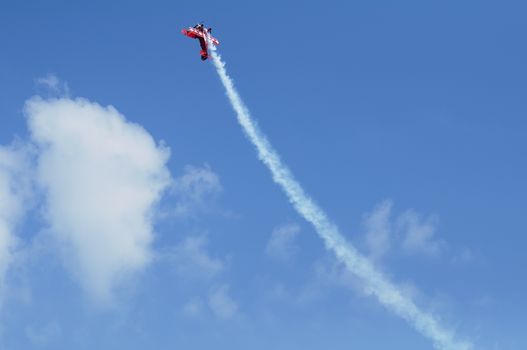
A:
[{"xmin": 181, "ymin": 23, "xmax": 220, "ymax": 61}]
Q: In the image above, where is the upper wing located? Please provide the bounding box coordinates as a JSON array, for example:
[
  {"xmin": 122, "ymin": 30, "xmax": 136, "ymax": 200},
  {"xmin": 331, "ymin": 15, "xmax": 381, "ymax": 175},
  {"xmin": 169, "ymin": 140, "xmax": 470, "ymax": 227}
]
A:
[
  {"xmin": 182, "ymin": 27, "xmax": 219, "ymax": 45},
  {"xmin": 182, "ymin": 27, "xmax": 202, "ymax": 39}
]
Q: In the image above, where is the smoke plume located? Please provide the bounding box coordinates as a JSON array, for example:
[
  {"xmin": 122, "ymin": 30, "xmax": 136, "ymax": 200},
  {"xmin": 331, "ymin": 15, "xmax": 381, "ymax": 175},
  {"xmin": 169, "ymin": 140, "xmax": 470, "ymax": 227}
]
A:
[{"xmin": 208, "ymin": 42, "xmax": 472, "ymax": 350}]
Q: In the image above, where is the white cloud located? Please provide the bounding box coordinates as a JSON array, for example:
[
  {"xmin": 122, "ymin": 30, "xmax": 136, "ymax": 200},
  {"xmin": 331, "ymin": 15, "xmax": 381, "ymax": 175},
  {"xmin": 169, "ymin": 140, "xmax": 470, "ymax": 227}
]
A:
[
  {"xmin": 265, "ymin": 223, "xmax": 300, "ymax": 262},
  {"xmin": 0, "ymin": 143, "xmax": 31, "ymax": 297},
  {"xmin": 208, "ymin": 284, "xmax": 239, "ymax": 320},
  {"xmin": 397, "ymin": 210, "xmax": 443, "ymax": 257},
  {"xmin": 166, "ymin": 235, "xmax": 224, "ymax": 280},
  {"xmin": 25, "ymin": 96, "xmax": 171, "ymax": 303},
  {"xmin": 363, "ymin": 200, "xmax": 392, "ymax": 259},
  {"xmin": 172, "ymin": 164, "xmax": 221, "ymax": 217}
]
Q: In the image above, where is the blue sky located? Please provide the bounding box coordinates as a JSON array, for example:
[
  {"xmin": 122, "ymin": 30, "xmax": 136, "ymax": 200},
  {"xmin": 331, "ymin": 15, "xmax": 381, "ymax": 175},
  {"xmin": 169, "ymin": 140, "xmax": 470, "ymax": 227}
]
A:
[{"xmin": 1, "ymin": 1, "xmax": 526, "ymax": 349}]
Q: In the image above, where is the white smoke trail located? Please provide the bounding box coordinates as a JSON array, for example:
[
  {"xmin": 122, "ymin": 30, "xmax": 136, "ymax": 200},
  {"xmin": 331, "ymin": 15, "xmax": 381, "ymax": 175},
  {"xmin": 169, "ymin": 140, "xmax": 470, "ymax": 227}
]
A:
[{"xmin": 208, "ymin": 43, "xmax": 472, "ymax": 350}]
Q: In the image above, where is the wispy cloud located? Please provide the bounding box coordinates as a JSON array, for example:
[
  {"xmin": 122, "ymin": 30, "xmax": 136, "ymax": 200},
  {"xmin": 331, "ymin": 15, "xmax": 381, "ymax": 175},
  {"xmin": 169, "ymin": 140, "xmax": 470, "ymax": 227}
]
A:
[
  {"xmin": 361, "ymin": 200, "xmax": 444, "ymax": 259},
  {"xmin": 297, "ymin": 255, "xmax": 350, "ymax": 304},
  {"xmin": 165, "ymin": 235, "xmax": 224, "ymax": 280},
  {"xmin": 208, "ymin": 284, "xmax": 239, "ymax": 320},
  {"xmin": 451, "ymin": 248, "xmax": 478, "ymax": 265},
  {"xmin": 26, "ymin": 96, "xmax": 171, "ymax": 304},
  {"xmin": 397, "ymin": 209, "xmax": 443, "ymax": 257},
  {"xmin": 172, "ymin": 164, "xmax": 222, "ymax": 217},
  {"xmin": 25, "ymin": 321, "xmax": 61, "ymax": 347},
  {"xmin": 35, "ymin": 74, "xmax": 70, "ymax": 97},
  {"xmin": 170, "ymin": 236, "xmax": 233, "ymax": 320},
  {"xmin": 363, "ymin": 200, "xmax": 393, "ymax": 260},
  {"xmin": 266, "ymin": 223, "xmax": 301, "ymax": 262},
  {"xmin": 182, "ymin": 284, "xmax": 240, "ymax": 320},
  {"xmin": 182, "ymin": 297, "xmax": 206, "ymax": 318},
  {"xmin": 0, "ymin": 143, "xmax": 32, "ymax": 298}
]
